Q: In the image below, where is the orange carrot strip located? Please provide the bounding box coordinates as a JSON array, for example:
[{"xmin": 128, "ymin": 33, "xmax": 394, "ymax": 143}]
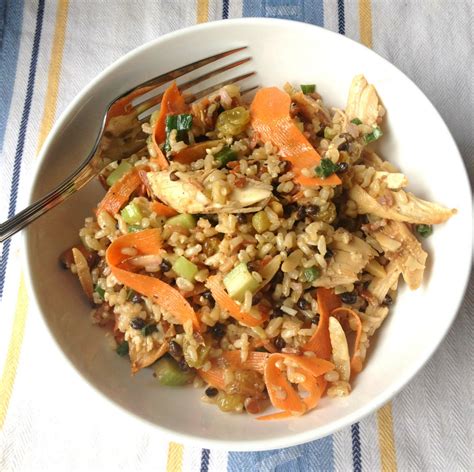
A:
[
  {"xmin": 303, "ymin": 288, "xmax": 341, "ymax": 358},
  {"xmin": 279, "ymin": 353, "xmax": 335, "ymax": 378},
  {"xmin": 250, "ymin": 87, "xmax": 341, "ymax": 187},
  {"xmin": 264, "ymin": 354, "xmax": 306, "ymax": 414},
  {"xmin": 96, "ymin": 168, "xmax": 141, "ymax": 216},
  {"xmin": 207, "ymin": 275, "xmax": 267, "ymax": 327},
  {"xmin": 257, "ymin": 373, "xmax": 327, "ymax": 421},
  {"xmin": 173, "ymin": 140, "xmax": 221, "ymax": 164},
  {"xmin": 150, "ymin": 201, "xmax": 178, "ymax": 217},
  {"xmin": 106, "ymin": 229, "xmax": 200, "ymax": 331},
  {"xmin": 331, "ymin": 307, "xmax": 363, "ymax": 374},
  {"xmin": 222, "ymin": 351, "xmax": 270, "ymax": 373},
  {"xmin": 152, "ymin": 81, "xmax": 187, "ymax": 145},
  {"xmin": 198, "ymin": 366, "xmax": 226, "ymax": 390}
]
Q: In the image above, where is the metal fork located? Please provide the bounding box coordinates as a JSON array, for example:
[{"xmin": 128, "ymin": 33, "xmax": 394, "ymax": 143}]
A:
[{"xmin": 0, "ymin": 47, "xmax": 256, "ymax": 243}]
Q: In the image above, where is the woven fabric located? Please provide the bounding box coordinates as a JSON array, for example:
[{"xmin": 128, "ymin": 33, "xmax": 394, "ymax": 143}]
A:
[{"xmin": 0, "ymin": 1, "xmax": 472, "ymax": 470}]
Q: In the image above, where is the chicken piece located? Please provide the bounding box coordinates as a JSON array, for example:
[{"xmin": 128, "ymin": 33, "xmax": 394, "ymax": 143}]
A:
[
  {"xmin": 147, "ymin": 169, "xmax": 272, "ymax": 214},
  {"xmin": 350, "ymin": 184, "xmax": 457, "ymax": 224},
  {"xmin": 372, "ymin": 220, "xmax": 427, "ymax": 290},
  {"xmin": 346, "ymin": 75, "xmax": 385, "ymax": 126},
  {"xmin": 315, "ymin": 231, "xmax": 377, "ymax": 287},
  {"xmin": 367, "ymin": 260, "xmax": 402, "ymax": 303},
  {"xmin": 129, "ymin": 340, "xmax": 169, "ymax": 374}
]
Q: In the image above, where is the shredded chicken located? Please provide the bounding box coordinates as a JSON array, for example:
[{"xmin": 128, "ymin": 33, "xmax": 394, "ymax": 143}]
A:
[
  {"xmin": 372, "ymin": 220, "xmax": 428, "ymax": 290},
  {"xmin": 346, "ymin": 75, "xmax": 385, "ymax": 126},
  {"xmin": 350, "ymin": 184, "xmax": 457, "ymax": 224},
  {"xmin": 129, "ymin": 340, "xmax": 169, "ymax": 373},
  {"xmin": 316, "ymin": 232, "xmax": 377, "ymax": 287},
  {"xmin": 147, "ymin": 169, "xmax": 272, "ymax": 214}
]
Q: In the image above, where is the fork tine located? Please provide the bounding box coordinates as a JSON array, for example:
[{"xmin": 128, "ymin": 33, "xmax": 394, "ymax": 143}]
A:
[
  {"xmin": 137, "ymin": 71, "xmax": 257, "ymax": 122},
  {"xmin": 184, "ymin": 71, "xmax": 257, "ymax": 104},
  {"xmin": 117, "ymin": 46, "xmax": 248, "ymax": 107},
  {"xmin": 240, "ymin": 85, "xmax": 260, "ymax": 96},
  {"xmin": 135, "ymin": 57, "xmax": 252, "ymax": 115}
]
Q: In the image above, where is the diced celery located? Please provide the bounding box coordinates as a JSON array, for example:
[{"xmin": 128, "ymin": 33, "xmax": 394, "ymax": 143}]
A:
[
  {"xmin": 173, "ymin": 256, "xmax": 198, "ymax": 281},
  {"xmin": 252, "ymin": 211, "xmax": 271, "ymax": 234},
  {"xmin": 223, "ymin": 262, "xmax": 259, "ymax": 301},
  {"xmin": 106, "ymin": 161, "xmax": 133, "ymax": 186},
  {"xmin": 120, "ymin": 202, "xmax": 143, "ymax": 225},
  {"xmin": 166, "ymin": 213, "xmax": 196, "ymax": 229},
  {"xmin": 153, "ymin": 356, "xmax": 194, "ymax": 386}
]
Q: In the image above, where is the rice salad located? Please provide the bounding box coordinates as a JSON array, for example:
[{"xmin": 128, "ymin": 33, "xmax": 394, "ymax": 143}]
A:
[{"xmin": 62, "ymin": 76, "xmax": 456, "ymax": 419}]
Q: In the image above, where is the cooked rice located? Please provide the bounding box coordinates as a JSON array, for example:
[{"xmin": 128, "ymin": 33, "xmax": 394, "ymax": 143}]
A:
[{"xmin": 62, "ymin": 77, "xmax": 455, "ymax": 418}]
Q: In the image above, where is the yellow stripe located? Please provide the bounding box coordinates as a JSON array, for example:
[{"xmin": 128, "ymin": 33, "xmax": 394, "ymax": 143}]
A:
[
  {"xmin": 196, "ymin": 0, "xmax": 209, "ymax": 23},
  {"xmin": 0, "ymin": 0, "xmax": 69, "ymax": 431},
  {"xmin": 37, "ymin": 0, "xmax": 69, "ymax": 152},
  {"xmin": 166, "ymin": 442, "xmax": 184, "ymax": 472},
  {"xmin": 358, "ymin": 2, "xmax": 398, "ymax": 469},
  {"xmin": 377, "ymin": 403, "xmax": 398, "ymax": 471},
  {"xmin": 0, "ymin": 277, "xmax": 29, "ymax": 429},
  {"xmin": 358, "ymin": 0, "xmax": 373, "ymax": 48}
]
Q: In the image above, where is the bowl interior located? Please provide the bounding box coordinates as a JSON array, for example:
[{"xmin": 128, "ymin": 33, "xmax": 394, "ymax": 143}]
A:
[{"xmin": 25, "ymin": 19, "xmax": 472, "ymax": 450}]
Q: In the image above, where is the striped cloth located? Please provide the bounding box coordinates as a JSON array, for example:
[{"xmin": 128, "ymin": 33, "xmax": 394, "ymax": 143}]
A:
[{"xmin": 0, "ymin": 1, "xmax": 472, "ymax": 471}]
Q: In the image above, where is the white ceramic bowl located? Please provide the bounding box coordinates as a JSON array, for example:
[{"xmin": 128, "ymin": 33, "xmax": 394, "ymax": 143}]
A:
[{"xmin": 25, "ymin": 18, "xmax": 472, "ymax": 451}]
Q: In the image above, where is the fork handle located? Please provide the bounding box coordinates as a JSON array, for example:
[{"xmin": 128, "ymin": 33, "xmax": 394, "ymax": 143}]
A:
[{"xmin": 0, "ymin": 162, "xmax": 97, "ymax": 243}]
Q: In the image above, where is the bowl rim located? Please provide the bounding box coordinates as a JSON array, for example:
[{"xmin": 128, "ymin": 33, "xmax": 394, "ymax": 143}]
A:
[{"xmin": 23, "ymin": 17, "xmax": 473, "ymax": 452}]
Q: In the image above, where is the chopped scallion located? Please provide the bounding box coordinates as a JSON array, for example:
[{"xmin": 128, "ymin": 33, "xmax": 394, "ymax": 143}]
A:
[
  {"xmin": 214, "ymin": 145, "xmax": 238, "ymax": 167},
  {"xmin": 165, "ymin": 113, "xmax": 193, "ymax": 153},
  {"xmin": 303, "ymin": 266, "xmax": 321, "ymax": 282},
  {"xmin": 94, "ymin": 285, "xmax": 105, "ymax": 300},
  {"xmin": 364, "ymin": 126, "xmax": 383, "ymax": 144},
  {"xmin": 142, "ymin": 323, "xmax": 158, "ymax": 337},
  {"xmin": 116, "ymin": 341, "xmax": 129, "ymax": 357},
  {"xmin": 315, "ymin": 158, "xmax": 338, "ymax": 179},
  {"xmin": 350, "ymin": 118, "xmax": 362, "ymax": 125},
  {"xmin": 300, "ymin": 84, "xmax": 316, "ymax": 94}
]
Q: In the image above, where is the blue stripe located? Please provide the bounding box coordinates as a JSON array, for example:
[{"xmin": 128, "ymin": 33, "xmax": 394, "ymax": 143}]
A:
[
  {"xmin": 0, "ymin": 0, "xmax": 25, "ymax": 153},
  {"xmin": 0, "ymin": 0, "xmax": 45, "ymax": 299},
  {"xmin": 351, "ymin": 423, "xmax": 362, "ymax": 471},
  {"xmin": 200, "ymin": 448, "xmax": 210, "ymax": 472},
  {"xmin": 222, "ymin": 0, "xmax": 229, "ymax": 19},
  {"xmin": 228, "ymin": 436, "xmax": 334, "ymax": 472},
  {"xmin": 243, "ymin": 0, "xmax": 324, "ymax": 27},
  {"xmin": 337, "ymin": 0, "xmax": 345, "ymax": 35},
  {"xmin": 229, "ymin": 5, "xmax": 336, "ymax": 472}
]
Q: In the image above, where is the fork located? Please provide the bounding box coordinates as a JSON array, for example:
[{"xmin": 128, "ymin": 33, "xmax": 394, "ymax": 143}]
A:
[{"xmin": 0, "ymin": 47, "xmax": 256, "ymax": 243}]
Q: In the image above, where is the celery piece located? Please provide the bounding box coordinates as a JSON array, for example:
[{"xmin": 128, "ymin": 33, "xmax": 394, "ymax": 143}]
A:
[
  {"xmin": 166, "ymin": 213, "xmax": 196, "ymax": 229},
  {"xmin": 120, "ymin": 202, "xmax": 143, "ymax": 225},
  {"xmin": 223, "ymin": 262, "xmax": 259, "ymax": 301},
  {"xmin": 173, "ymin": 256, "xmax": 198, "ymax": 281},
  {"xmin": 106, "ymin": 161, "xmax": 133, "ymax": 186},
  {"xmin": 153, "ymin": 356, "xmax": 194, "ymax": 386}
]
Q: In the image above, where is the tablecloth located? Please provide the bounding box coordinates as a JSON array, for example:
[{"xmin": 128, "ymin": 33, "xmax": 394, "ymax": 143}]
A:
[{"xmin": 0, "ymin": 1, "xmax": 472, "ymax": 471}]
